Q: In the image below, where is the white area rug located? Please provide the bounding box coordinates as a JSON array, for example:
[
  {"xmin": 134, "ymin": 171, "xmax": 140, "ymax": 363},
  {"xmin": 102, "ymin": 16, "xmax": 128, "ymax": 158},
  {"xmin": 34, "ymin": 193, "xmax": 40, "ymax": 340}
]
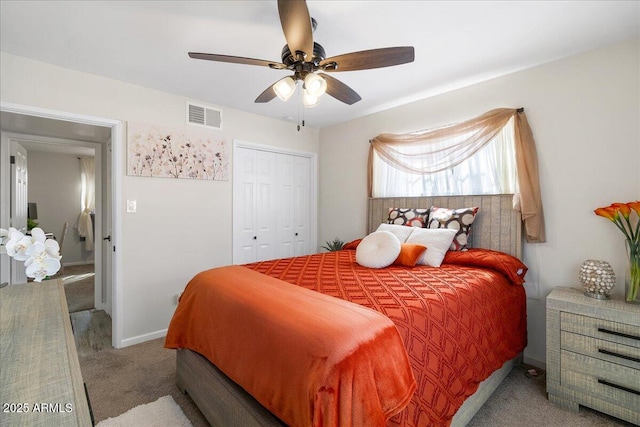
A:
[{"xmin": 96, "ymin": 396, "xmax": 192, "ymax": 427}]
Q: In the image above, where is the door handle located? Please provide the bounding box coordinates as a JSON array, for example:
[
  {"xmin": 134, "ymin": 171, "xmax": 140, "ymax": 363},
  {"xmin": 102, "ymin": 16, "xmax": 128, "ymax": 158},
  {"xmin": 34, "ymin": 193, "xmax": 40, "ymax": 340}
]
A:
[{"xmin": 103, "ymin": 235, "xmax": 111, "ymax": 242}]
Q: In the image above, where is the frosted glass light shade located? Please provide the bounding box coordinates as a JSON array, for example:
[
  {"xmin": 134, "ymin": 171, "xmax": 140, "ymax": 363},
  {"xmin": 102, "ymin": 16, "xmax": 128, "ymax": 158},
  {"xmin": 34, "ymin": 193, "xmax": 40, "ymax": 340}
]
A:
[
  {"xmin": 304, "ymin": 73, "xmax": 327, "ymax": 97},
  {"xmin": 274, "ymin": 77, "xmax": 296, "ymax": 101},
  {"xmin": 302, "ymin": 89, "xmax": 319, "ymax": 108}
]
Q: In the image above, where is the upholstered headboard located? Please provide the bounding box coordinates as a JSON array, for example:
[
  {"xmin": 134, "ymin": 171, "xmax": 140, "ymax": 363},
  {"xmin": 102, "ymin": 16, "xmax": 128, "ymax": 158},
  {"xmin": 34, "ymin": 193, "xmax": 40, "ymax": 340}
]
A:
[{"xmin": 368, "ymin": 194, "xmax": 522, "ymax": 259}]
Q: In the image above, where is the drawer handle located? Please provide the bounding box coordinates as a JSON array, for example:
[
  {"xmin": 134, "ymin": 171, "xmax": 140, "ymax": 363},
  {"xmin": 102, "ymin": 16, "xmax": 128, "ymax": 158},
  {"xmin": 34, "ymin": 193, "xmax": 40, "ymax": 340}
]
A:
[
  {"xmin": 597, "ymin": 379, "xmax": 640, "ymax": 396},
  {"xmin": 597, "ymin": 327, "xmax": 640, "ymax": 341},
  {"xmin": 598, "ymin": 348, "xmax": 640, "ymax": 364}
]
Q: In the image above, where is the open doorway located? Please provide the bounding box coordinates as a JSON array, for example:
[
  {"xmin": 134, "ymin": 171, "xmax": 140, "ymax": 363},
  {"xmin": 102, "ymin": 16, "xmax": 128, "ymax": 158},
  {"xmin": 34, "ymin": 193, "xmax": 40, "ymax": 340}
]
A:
[
  {"xmin": 12, "ymin": 138, "xmax": 99, "ymax": 304},
  {"xmin": 0, "ymin": 102, "xmax": 123, "ymax": 348}
]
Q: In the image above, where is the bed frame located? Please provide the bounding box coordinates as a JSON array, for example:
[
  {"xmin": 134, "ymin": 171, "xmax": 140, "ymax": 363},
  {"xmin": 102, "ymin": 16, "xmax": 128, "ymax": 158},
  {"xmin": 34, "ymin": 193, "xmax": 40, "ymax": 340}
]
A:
[{"xmin": 177, "ymin": 194, "xmax": 524, "ymax": 427}]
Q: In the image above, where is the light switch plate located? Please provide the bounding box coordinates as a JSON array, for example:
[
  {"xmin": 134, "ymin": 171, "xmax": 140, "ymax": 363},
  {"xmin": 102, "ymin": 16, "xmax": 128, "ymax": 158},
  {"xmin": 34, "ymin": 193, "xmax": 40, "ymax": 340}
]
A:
[{"xmin": 126, "ymin": 200, "xmax": 137, "ymax": 213}]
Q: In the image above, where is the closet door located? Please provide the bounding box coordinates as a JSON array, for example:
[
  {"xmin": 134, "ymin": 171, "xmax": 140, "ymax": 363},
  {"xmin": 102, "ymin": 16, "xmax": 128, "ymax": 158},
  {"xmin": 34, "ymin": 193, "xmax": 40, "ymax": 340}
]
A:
[
  {"xmin": 233, "ymin": 147, "xmax": 277, "ymax": 263},
  {"xmin": 276, "ymin": 154, "xmax": 295, "ymax": 258},
  {"xmin": 293, "ymin": 155, "xmax": 310, "ymax": 256}
]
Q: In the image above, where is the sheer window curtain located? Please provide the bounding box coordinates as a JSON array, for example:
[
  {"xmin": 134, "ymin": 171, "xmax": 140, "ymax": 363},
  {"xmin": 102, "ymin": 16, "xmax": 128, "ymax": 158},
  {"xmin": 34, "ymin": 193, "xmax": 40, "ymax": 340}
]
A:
[
  {"xmin": 78, "ymin": 157, "xmax": 95, "ymax": 251},
  {"xmin": 368, "ymin": 108, "xmax": 545, "ymax": 243}
]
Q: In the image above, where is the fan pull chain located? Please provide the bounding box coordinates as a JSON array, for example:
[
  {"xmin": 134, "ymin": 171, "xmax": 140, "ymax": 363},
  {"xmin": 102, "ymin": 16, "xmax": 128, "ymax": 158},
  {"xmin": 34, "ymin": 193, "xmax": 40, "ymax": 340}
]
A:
[{"xmin": 297, "ymin": 81, "xmax": 305, "ymax": 132}]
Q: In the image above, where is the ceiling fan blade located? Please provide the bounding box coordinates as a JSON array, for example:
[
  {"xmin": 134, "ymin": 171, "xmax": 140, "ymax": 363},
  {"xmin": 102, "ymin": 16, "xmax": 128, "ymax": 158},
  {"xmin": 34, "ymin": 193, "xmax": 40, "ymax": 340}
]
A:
[
  {"xmin": 320, "ymin": 47, "xmax": 415, "ymax": 72},
  {"xmin": 322, "ymin": 74, "xmax": 361, "ymax": 105},
  {"xmin": 254, "ymin": 83, "xmax": 278, "ymax": 103},
  {"xmin": 278, "ymin": 0, "xmax": 313, "ymax": 60},
  {"xmin": 188, "ymin": 52, "xmax": 287, "ymax": 69}
]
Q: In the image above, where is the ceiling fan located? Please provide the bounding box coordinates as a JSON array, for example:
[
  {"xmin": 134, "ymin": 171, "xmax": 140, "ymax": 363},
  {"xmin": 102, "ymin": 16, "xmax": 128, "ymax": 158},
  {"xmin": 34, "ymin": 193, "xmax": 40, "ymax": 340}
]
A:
[{"xmin": 188, "ymin": 0, "xmax": 415, "ymax": 108}]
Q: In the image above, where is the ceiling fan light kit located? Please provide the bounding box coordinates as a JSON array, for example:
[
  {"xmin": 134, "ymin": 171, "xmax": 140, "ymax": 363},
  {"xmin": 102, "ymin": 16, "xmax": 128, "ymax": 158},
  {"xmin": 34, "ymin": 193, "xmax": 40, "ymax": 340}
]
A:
[
  {"xmin": 188, "ymin": 0, "xmax": 415, "ymax": 114},
  {"xmin": 302, "ymin": 89, "xmax": 319, "ymax": 108},
  {"xmin": 303, "ymin": 73, "xmax": 327, "ymax": 98},
  {"xmin": 274, "ymin": 76, "xmax": 296, "ymax": 102}
]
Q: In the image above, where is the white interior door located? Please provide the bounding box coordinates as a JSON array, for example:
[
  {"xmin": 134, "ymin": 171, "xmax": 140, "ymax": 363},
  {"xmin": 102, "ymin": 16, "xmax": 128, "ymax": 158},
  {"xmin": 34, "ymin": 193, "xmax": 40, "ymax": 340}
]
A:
[
  {"xmin": 233, "ymin": 147, "xmax": 280, "ymax": 263},
  {"xmin": 101, "ymin": 141, "xmax": 113, "ymax": 315},
  {"xmin": 255, "ymin": 150, "xmax": 277, "ymax": 261},
  {"xmin": 233, "ymin": 147, "xmax": 257, "ymax": 263},
  {"xmin": 10, "ymin": 141, "xmax": 28, "ymax": 284},
  {"xmin": 277, "ymin": 153, "xmax": 295, "ymax": 258},
  {"xmin": 293, "ymin": 155, "xmax": 310, "ymax": 256}
]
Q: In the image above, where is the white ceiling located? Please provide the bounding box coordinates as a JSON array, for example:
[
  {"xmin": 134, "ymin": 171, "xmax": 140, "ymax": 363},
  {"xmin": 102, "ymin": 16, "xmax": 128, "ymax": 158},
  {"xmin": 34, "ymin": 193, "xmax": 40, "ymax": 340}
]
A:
[{"xmin": 1, "ymin": 1, "xmax": 638, "ymax": 129}]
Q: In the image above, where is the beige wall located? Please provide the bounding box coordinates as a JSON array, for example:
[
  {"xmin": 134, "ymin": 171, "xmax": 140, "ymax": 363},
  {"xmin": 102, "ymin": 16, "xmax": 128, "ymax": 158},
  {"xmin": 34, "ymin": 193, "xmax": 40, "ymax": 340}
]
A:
[
  {"xmin": 0, "ymin": 52, "xmax": 320, "ymax": 346},
  {"xmin": 318, "ymin": 39, "xmax": 640, "ymax": 367}
]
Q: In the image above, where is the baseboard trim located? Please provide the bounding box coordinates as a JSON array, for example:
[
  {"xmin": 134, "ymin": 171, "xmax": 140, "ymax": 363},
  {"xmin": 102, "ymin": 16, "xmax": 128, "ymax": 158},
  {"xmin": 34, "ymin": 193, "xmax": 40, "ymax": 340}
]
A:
[
  {"xmin": 63, "ymin": 261, "xmax": 95, "ymax": 267},
  {"xmin": 523, "ymin": 355, "xmax": 546, "ymax": 370},
  {"xmin": 119, "ymin": 328, "xmax": 167, "ymax": 348}
]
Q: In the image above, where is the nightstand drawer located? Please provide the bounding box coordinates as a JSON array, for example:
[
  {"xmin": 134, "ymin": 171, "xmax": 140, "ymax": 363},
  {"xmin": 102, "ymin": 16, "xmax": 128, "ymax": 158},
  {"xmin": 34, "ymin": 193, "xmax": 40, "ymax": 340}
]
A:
[
  {"xmin": 561, "ymin": 350, "xmax": 640, "ymax": 413},
  {"xmin": 561, "ymin": 330, "xmax": 640, "ymax": 370},
  {"xmin": 561, "ymin": 312, "xmax": 640, "ymax": 348}
]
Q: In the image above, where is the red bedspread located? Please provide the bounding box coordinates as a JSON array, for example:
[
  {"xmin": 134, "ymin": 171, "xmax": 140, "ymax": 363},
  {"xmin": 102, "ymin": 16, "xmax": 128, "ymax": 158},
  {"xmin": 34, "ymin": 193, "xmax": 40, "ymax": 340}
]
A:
[{"xmin": 244, "ymin": 249, "xmax": 527, "ymax": 427}]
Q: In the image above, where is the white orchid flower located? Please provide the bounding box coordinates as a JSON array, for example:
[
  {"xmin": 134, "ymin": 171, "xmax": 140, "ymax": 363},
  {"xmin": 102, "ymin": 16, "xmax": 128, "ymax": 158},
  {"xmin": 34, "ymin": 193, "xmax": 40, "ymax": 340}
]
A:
[
  {"xmin": 6, "ymin": 231, "xmax": 32, "ymax": 261},
  {"xmin": 25, "ymin": 256, "xmax": 61, "ymax": 282},
  {"xmin": 30, "ymin": 227, "xmax": 47, "ymax": 243},
  {"xmin": 45, "ymin": 239, "xmax": 61, "ymax": 259},
  {"xmin": 24, "ymin": 243, "xmax": 61, "ymax": 281},
  {"xmin": 26, "ymin": 240, "xmax": 46, "ymax": 258},
  {"xmin": 4, "ymin": 226, "xmax": 62, "ymax": 280}
]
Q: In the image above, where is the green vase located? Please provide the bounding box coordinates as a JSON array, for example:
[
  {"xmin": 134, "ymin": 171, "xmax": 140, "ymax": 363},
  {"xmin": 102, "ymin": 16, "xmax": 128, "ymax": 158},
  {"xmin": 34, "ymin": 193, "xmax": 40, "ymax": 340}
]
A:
[{"xmin": 625, "ymin": 239, "xmax": 640, "ymax": 303}]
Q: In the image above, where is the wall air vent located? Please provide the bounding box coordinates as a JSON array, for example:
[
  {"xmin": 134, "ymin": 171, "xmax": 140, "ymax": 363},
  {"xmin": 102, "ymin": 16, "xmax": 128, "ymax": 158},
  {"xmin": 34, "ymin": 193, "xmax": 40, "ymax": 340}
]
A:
[{"xmin": 187, "ymin": 102, "xmax": 222, "ymax": 130}]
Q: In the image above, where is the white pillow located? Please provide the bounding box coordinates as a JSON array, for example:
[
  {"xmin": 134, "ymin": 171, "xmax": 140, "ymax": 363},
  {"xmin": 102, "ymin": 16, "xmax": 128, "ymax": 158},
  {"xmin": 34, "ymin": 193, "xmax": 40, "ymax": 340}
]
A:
[
  {"xmin": 356, "ymin": 231, "xmax": 401, "ymax": 269},
  {"xmin": 375, "ymin": 223, "xmax": 414, "ymax": 243},
  {"xmin": 406, "ymin": 228, "xmax": 457, "ymax": 267}
]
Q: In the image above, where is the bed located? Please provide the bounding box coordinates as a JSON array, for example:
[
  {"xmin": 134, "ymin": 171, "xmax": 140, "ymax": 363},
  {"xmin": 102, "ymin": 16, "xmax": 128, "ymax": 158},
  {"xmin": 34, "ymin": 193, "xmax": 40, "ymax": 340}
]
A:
[{"xmin": 166, "ymin": 194, "xmax": 527, "ymax": 427}]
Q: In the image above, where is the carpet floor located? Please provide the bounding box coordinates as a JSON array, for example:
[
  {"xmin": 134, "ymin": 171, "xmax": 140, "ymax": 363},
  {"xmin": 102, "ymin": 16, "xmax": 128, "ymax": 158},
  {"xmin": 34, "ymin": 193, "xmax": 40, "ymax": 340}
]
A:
[{"xmin": 79, "ymin": 338, "xmax": 633, "ymax": 426}]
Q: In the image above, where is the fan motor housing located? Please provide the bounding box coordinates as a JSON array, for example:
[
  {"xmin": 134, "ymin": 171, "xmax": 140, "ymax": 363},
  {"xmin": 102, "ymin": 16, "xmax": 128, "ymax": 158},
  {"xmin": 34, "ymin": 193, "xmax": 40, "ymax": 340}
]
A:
[{"xmin": 281, "ymin": 42, "xmax": 326, "ymax": 67}]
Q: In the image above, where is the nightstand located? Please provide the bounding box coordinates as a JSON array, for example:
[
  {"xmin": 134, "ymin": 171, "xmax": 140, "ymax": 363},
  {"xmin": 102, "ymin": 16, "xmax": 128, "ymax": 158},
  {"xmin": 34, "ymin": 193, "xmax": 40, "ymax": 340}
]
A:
[{"xmin": 546, "ymin": 287, "xmax": 639, "ymax": 425}]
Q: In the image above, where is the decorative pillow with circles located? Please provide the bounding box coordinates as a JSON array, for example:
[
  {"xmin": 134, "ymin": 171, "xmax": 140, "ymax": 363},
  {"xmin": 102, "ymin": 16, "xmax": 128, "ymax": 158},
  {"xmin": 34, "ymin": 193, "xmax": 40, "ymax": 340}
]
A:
[
  {"xmin": 427, "ymin": 206, "xmax": 479, "ymax": 251},
  {"xmin": 387, "ymin": 207, "xmax": 429, "ymax": 227}
]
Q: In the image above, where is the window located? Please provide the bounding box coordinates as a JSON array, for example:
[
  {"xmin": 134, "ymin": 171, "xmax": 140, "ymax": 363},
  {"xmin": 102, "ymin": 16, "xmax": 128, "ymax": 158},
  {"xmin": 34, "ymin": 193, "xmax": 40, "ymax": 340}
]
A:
[
  {"xmin": 368, "ymin": 108, "xmax": 545, "ymax": 243},
  {"xmin": 371, "ymin": 118, "xmax": 517, "ymax": 197}
]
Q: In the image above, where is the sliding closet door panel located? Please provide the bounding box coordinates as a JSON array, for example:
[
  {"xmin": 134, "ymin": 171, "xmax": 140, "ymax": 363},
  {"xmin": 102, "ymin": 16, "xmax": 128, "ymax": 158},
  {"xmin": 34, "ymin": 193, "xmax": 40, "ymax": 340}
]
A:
[
  {"xmin": 293, "ymin": 156, "xmax": 310, "ymax": 256},
  {"xmin": 233, "ymin": 147, "xmax": 258, "ymax": 263},
  {"xmin": 255, "ymin": 150, "xmax": 277, "ymax": 262},
  {"xmin": 277, "ymin": 153, "xmax": 295, "ymax": 259}
]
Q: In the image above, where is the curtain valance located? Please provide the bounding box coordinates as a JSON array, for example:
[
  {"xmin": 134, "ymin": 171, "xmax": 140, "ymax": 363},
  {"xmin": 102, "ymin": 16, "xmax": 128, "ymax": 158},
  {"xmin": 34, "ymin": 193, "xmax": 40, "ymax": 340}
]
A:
[{"xmin": 368, "ymin": 108, "xmax": 545, "ymax": 243}]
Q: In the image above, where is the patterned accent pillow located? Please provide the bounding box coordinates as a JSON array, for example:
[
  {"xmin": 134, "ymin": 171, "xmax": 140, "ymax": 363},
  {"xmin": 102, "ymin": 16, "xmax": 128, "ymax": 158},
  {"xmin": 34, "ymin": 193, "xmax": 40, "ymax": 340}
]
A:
[
  {"xmin": 387, "ymin": 207, "xmax": 429, "ymax": 227},
  {"xmin": 427, "ymin": 206, "xmax": 479, "ymax": 251}
]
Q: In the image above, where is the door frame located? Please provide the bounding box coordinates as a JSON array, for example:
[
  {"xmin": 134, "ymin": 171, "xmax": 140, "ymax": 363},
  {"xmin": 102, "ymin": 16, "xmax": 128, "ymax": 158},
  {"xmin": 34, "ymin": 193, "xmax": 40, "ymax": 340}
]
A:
[
  {"xmin": 232, "ymin": 139, "xmax": 318, "ymax": 263},
  {"xmin": 0, "ymin": 101, "xmax": 124, "ymax": 348},
  {"xmin": 6, "ymin": 134, "xmax": 102, "ymax": 291}
]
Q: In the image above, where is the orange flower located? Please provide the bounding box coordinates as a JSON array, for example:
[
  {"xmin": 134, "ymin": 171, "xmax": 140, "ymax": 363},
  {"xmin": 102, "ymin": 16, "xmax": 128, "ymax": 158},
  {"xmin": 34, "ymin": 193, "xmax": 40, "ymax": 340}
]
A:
[
  {"xmin": 594, "ymin": 206, "xmax": 617, "ymax": 221},
  {"xmin": 628, "ymin": 201, "xmax": 640, "ymax": 215},
  {"xmin": 611, "ymin": 202, "xmax": 631, "ymax": 219},
  {"xmin": 595, "ymin": 201, "xmax": 639, "ymax": 243}
]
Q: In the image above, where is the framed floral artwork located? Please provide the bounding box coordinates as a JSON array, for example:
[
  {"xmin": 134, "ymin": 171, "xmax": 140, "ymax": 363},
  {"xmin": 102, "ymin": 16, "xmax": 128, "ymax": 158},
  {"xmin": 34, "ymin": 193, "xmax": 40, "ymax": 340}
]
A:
[{"xmin": 127, "ymin": 122, "xmax": 229, "ymax": 180}]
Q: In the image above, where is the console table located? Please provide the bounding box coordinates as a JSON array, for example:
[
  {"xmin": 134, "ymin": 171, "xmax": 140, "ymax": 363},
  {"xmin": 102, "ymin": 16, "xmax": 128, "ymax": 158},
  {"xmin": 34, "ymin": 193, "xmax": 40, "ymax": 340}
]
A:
[{"xmin": 0, "ymin": 279, "xmax": 93, "ymax": 426}]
